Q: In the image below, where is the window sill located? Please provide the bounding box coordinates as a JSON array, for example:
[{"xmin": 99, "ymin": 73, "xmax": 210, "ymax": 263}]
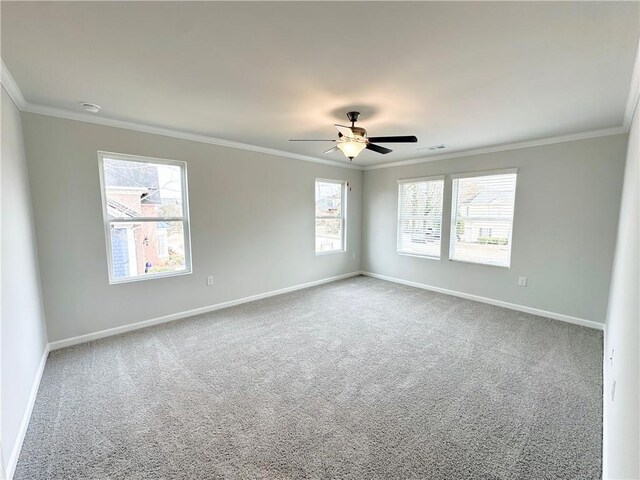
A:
[
  {"xmin": 108, "ymin": 268, "xmax": 192, "ymax": 285},
  {"xmin": 397, "ymin": 252, "xmax": 441, "ymax": 260},
  {"xmin": 316, "ymin": 250, "xmax": 346, "ymax": 256},
  {"xmin": 448, "ymin": 258, "xmax": 510, "ymax": 269}
]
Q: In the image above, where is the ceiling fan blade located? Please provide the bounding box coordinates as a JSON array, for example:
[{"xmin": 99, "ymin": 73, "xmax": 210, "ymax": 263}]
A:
[
  {"xmin": 289, "ymin": 139, "xmax": 336, "ymax": 142},
  {"xmin": 323, "ymin": 146, "xmax": 339, "ymax": 154},
  {"xmin": 366, "ymin": 143, "xmax": 393, "ymax": 154},
  {"xmin": 334, "ymin": 124, "xmax": 355, "ymax": 138},
  {"xmin": 367, "ymin": 135, "xmax": 418, "ymax": 143}
]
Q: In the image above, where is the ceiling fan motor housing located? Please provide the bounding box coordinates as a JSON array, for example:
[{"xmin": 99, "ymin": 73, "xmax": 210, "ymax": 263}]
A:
[
  {"xmin": 350, "ymin": 127, "xmax": 367, "ymax": 138},
  {"xmin": 289, "ymin": 110, "xmax": 417, "ymax": 160},
  {"xmin": 337, "ymin": 126, "xmax": 367, "ymax": 139},
  {"xmin": 346, "ymin": 111, "xmax": 360, "ymax": 124}
]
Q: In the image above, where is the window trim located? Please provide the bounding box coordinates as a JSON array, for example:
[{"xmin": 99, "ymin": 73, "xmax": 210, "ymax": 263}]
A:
[
  {"xmin": 315, "ymin": 178, "xmax": 347, "ymax": 255},
  {"xmin": 97, "ymin": 151, "xmax": 193, "ymax": 284},
  {"xmin": 396, "ymin": 175, "xmax": 445, "ymax": 260},
  {"xmin": 397, "ymin": 175, "xmax": 445, "ymax": 184},
  {"xmin": 448, "ymin": 169, "xmax": 518, "ymax": 269},
  {"xmin": 449, "ymin": 168, "xmax": 518, "ymax": 180}
]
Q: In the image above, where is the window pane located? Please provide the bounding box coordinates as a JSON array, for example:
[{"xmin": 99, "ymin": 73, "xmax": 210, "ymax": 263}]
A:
[
  {"xmin": 315, "ymin": 182, "xmax": 342, "ymax": 218},
  {"xmin": 397, "ymin": 179, "xmax": 444, "ymax": 258},
  {"xmin": 449, "ymin": 173, "xmax": 517, "ymax": 267},
  {"xmin": 315, "ymin": 180, "xmax": 345, "ymax": 253},
  {"xmin": 109, "ymin": 221, "xmax": 186, "ymax": 280},
  {"xmin": 316, "ymin": 218, "xmax": 343, "ymax": 253},
  {"xmin": 103, "ymin": 158, "xmax": 184, "ymax": 219}
]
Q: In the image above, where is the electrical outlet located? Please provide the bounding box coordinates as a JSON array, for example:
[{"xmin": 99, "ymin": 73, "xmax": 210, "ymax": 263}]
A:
[
  {"xmin": 611, "ymin": 378, "xmax": 616, "ymax": 402},
  {"xmin": 206, "ymin": 275, "xmax": 214, "ymax": 286},
  {"xmin": 351, "ymin": 253, "xmax": 356, "ymax": 260},
  {"xmin": 518, "ymin": 276, "xmax": 527, "ymax": 286}
]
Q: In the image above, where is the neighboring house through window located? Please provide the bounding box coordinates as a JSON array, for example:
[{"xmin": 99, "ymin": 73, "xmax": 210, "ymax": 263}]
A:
[
  {"xmin": 157, "ymin": 229, "xmax": 169, "ymax": 258},
  {"xmin": 479, "ymin": 227, "xmax": 493, "ymax": 238},
  {"xmin": 98, "ymin": 152, "xmax": 192, "ymax": 283},
  {"xmin": 315, "ymin": 179, "xmax": 346, "ymax": 254},
  {"xmin": 449, "ymin": 169, "xmax": 517, "ymax": 267}
]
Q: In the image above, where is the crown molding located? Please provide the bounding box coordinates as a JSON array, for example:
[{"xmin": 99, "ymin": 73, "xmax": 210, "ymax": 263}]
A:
[
  {"xmin": 20, "ymin": 102, "xmax": 363, "ymax": 170},
  {"xmin": 1, "ymin": 56, "xmax": 633, "ymax": 174},
  {"xmin": 623, "ymin": 37, "xmax": 640, "ymax": 130},
  {"xmin": 363, "ymin": 125, "xmax": 629, "ymax": 171},
  {"xmin": 0, "ymin": 58, "xmax": 362, "ymax": 172},
  {"xmin": 1, "ymin": 59, "xmax": 27, "ymax": 109}
]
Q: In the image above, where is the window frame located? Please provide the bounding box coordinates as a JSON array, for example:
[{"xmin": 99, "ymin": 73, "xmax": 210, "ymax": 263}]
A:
[
  {"xmin": 97, "ymin": 151, "xmax": 193, "ymax": 284},
  {"xmin": 396, "ymin": 175, "xmax": 445, "ymax": 260},
  {"xmin": 315, "ymin": 178, "xmax": 347, "ymax": 255},
  {"xmin": 448, "ymin": 168, "xmax": 518, "ymax": 269}
]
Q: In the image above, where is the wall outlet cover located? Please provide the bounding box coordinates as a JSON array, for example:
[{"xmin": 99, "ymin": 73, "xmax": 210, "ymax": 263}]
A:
[
  {"xmin": 518, "ymin": 276, "xmax": 527, "ymax": 286},
  {"xmin": 206, "ymin": 275, "xmax": 214, "ymax": 286}
]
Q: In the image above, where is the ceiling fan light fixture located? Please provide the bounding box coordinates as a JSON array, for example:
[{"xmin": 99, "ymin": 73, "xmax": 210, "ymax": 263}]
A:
[
  {"xmin": 289, "ymin": 111, "xmax": 417, "ymax": 160},
  {"xmin": 336, "ymin": 140, "xmax": 367, "ymax": 160}
]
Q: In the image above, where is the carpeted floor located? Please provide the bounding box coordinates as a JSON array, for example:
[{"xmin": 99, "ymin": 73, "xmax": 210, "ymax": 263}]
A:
[{"xmin": 15, "ymin": 276, "xmax": 603, "ymax": 479}]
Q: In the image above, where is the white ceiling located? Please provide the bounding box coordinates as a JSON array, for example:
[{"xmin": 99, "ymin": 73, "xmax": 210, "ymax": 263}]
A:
[{"xmin": 2, "ymin": 1, "xmax": 638, "ymax": 166}]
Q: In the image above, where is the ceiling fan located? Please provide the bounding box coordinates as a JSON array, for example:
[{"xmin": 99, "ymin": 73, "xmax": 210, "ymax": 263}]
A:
[{"xmin": 290, "ymin": 111, "xmax": 418, "ymax": 161}]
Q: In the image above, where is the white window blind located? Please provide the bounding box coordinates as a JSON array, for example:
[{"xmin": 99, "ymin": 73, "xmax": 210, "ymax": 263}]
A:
[
  {"xmin": 449, "ymin": 170, "xmax": 517, "ymax": 267},
  {"xmin": 98, "ymin": 152, "xmax": 192, "ymax": 283},
  {"xmin": 397, "ymin": 177, "xmax": 444, "ymax": 258},
  {"xmin": 315, "ymin": 180, "xmax": 346, "ymax": 254}
]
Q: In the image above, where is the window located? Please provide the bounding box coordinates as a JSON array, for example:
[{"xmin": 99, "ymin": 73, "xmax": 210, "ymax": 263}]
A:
[
  {"xmin": 397, "ymin": 177, "xmax": 444, "ymax": 258},
  {"xmin": 315, "ymin": 179, "xmax": 346, "ymax": 254},
  {"xmin": 449, "ymin": 169, "xmax": 517, "ymax": 267},
  {"xmin": 479, "ymin": 227, "xmax": 493, "ymax": 238},
  {"xmin": 98, "ymin": 152, "xmax": 192, "ymax": 283}
]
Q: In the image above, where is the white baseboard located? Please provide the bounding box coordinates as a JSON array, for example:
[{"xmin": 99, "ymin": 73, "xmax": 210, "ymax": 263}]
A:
[
  {"xmin": 6, "ymin": 344, "xmax": 50, "ymax": 480},
  {"xmin": 49, "ymin": 271, "xmax": 362, "ymax": 350},
  {"xmin": 361, "ymin": 271, "xmax": 604, "ymax": 330}
]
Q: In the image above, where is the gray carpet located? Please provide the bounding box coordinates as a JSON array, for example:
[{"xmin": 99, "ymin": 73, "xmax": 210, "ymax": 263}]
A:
[{"xmin": 15, "ymin": 276, "xmax": 603, "ymax": 479}]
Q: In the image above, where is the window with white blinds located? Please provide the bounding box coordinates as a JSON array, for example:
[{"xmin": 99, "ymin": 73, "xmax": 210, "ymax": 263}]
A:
[
  {"xmin": 315, "ymin": 179, "xmax": 346, "ymax": 254},
  {"xmin": 449, "ymin": 170, "xmax": 517, "ymax": 267},
  {"xmin": 397, "ymin": 177, "xmax": 444, "ymax": 258}
]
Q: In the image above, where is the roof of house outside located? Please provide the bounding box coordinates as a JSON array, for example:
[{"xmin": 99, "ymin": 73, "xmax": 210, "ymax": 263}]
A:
[{"xmin": 465, "ymin": 190, "xmax": 514, "ymax": 206}]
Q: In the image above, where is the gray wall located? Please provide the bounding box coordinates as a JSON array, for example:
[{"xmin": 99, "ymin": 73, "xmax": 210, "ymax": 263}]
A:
[
  {"xmin": 21, "ymin": 113, "xmax": 362, "ymax": 342},
  {"xmin": 603, "ymin": 99, "xmax": 639, "ymax": 478},
  {"xmin": 1, "ymin": 87, "xmax": 48, "ymax": 477},
  {"xmin": 362, "ymin": 134, "xmax": 627, "ymax": 323}
]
